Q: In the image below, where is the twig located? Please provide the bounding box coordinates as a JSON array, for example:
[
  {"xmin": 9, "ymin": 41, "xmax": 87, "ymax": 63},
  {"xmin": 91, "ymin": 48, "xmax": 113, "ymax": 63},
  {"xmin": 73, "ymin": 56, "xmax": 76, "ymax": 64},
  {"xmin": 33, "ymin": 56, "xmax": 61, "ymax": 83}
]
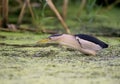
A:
[
  {"xmin": 46, "ymin": 0, "xmax": 71, "ymax": 34},
  {"xmin": 62, "ymin": 0, "xmax": 69, "ymax": 20},
  {"xmin": 18, "ymin": 0, "xmax": 35, "ymax": 24},
  {"xmin": 26, "ymin": 0, "xmax": 35, "ymax": 22},
  {"xmin": 1, "ymin": 0, "xmax": 8, "ymax": 28},
  {"xmin": 77, "ymin": 0, "xmax": 86, "ymax": 17},
  {"xmin": 17, "ymin": 0, "xmax": 27, "ymax": 24}
]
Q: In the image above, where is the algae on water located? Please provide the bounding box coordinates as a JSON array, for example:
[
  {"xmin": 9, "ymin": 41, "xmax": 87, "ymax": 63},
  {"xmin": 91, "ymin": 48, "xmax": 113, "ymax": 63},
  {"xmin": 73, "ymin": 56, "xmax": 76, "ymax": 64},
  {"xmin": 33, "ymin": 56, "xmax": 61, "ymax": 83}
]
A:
[{"xmin": 0, "ymin": 31, "xmax": 120, "ymax": 84}]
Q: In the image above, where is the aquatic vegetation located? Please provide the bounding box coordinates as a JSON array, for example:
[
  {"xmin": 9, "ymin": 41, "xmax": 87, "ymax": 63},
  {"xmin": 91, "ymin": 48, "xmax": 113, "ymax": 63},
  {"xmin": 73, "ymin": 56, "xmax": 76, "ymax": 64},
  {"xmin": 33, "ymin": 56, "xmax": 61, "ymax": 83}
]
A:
[{"xmin": 0, "ymin": 31, "xmax": 120, "ymax": 84}]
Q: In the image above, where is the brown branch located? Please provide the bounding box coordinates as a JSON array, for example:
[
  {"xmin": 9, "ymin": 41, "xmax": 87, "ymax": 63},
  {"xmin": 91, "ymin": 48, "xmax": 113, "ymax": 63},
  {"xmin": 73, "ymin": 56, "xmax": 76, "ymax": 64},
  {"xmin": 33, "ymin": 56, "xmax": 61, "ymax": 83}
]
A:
[
  {"xmin": 2, "ymin": 0, "xmax": 8, "ymax": 22},
  {"xmin": 1, "ymin": 0, "xmax": 9, "ymax": 28},
  {"xmin": 17, "ymin": 0, "xmax": 27, "ymax": 24},
  {"xmin": 77, "ymin": 0, "xmax": 86, "ymax": 17},
  {"xmin": 46, "ymin": 0, "xmax": 71, "ymax": 34},
  {"xmin": 17, "ymin": 0, "xmax": 35, "ymax": 24},
  {"xmin": 0, "ymin": 0, "xmax": 2, "ymax": 16},
  {"xmin": 26, "ymin": 0, "xmax": 35, "ymax": 22},
  {"xmin": 62, "ymin": 0, "xmax": 69, "ymax": 20}
]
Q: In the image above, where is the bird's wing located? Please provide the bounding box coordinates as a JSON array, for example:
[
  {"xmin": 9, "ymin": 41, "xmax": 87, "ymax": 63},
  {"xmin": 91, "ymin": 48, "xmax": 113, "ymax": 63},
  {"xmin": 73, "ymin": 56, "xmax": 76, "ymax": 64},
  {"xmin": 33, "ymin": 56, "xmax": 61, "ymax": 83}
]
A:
[
  {"xmin": 75, "ymin": 36, "xmax": 102, "ymax": 51},
  {"xmin": 74, "ymin": 34, "xmax": 108, "ymax": 48}
]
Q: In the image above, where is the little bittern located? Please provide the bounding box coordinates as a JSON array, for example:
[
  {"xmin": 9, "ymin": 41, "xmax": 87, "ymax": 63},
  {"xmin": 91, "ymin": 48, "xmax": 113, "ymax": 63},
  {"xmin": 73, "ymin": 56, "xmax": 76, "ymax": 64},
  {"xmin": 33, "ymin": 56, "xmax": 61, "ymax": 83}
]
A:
[{"xmin": 38, "ymin": 34, "xmax": 108, "ymax": 56}]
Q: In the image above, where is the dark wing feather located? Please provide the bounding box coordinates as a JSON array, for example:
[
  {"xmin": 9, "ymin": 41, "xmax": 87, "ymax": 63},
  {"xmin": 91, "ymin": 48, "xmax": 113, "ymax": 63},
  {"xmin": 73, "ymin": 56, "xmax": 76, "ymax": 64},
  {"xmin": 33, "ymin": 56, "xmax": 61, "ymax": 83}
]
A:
[{"xmin": 74, "ymin": 34, "xmax": 108, "ymax": 48}]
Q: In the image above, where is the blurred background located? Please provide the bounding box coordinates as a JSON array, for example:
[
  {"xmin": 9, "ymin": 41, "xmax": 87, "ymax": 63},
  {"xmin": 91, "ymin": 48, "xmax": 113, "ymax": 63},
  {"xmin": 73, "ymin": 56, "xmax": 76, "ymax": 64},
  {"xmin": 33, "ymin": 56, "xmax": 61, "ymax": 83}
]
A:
[{"xmin": 0, "ymin": 0, "xmax": 120, "ymax": 36}]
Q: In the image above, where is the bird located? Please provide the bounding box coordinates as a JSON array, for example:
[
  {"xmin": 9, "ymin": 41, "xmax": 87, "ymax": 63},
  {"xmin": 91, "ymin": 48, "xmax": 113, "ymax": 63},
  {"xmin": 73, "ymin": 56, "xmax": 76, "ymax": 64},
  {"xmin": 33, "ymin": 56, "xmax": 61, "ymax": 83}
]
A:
[{"xmin": 38, "ymin": 34, "xmax": 108, "ymax": 56}]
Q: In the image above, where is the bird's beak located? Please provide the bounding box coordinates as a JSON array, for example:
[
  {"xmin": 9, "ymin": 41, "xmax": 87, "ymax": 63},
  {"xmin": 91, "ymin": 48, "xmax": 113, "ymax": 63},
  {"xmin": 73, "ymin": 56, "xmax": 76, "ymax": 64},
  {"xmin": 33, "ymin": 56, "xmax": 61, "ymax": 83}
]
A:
[{"xmin": 37, "ymin": 38, "xmax": 51, "ymax": 44}]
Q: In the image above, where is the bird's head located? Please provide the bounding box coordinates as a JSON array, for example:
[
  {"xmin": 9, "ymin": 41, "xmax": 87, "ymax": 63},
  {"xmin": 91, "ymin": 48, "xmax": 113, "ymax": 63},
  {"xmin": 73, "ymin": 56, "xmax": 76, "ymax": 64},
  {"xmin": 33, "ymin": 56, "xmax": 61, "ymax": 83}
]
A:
[
  {"xmin": 48, "ymin": 34, "xmax": 63, "ymax": 41},
  {"xmin": 37, "ymin": 34, "xmax": 63, "ymax": 44}
]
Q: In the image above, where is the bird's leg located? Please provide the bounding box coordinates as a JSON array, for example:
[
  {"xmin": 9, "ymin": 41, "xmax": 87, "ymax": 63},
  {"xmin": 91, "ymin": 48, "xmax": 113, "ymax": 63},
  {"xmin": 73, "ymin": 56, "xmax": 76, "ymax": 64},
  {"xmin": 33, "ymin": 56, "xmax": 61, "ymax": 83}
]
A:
[{"xmin": 79, "ymin": 49, "xmax": 97, "ymax": 56}]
